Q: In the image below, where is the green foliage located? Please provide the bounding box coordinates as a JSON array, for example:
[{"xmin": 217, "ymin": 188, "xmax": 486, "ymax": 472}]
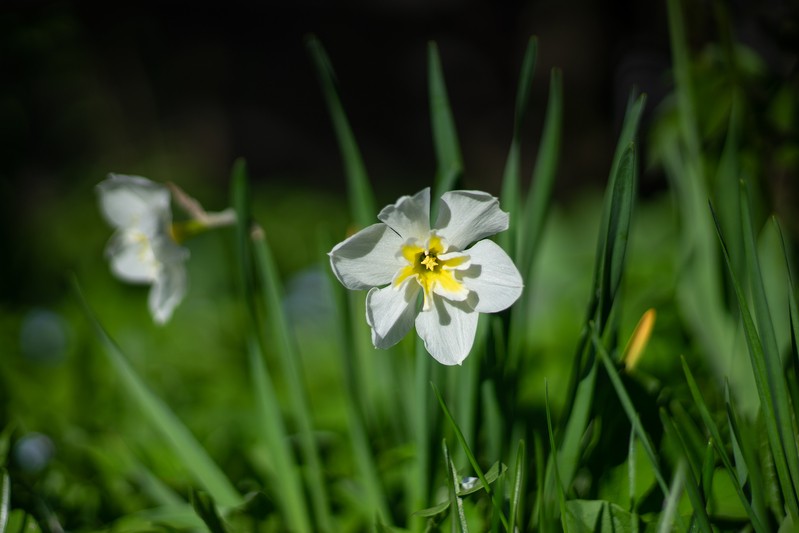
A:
[{"xmin": 2, "ymin": 3, "xmax": 798, "ymax": 531}]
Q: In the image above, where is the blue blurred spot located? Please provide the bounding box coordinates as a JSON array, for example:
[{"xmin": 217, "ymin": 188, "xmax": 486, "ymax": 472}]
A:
[
  {"xmin": 20, "ymin": 309, "xmax": 69, "ymax": 364},
  {"xmin": 14, "ymin": 433, "xmax": 54, "ymax": 473}
]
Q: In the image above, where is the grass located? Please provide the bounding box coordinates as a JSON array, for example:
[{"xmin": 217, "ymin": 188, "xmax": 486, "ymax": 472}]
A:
[{"xmin": 1, "ymin": 1, "xmax": 798, "ymax": 531}]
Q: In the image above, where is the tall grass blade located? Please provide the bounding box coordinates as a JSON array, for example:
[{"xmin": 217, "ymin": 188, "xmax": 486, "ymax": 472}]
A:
[
  {"xmin": 248, "ymin": 342, "xmax": 311, "ymax": 533},
  {"xmin": 740, "ymin": 181, "xmax": 799, "ymax": 511},
  {"xmin": 431, "ymin": 382, "xmax": 509, "ymax": 530},
  {"xmin": 711, "ymin": 202, "xmax": 799, "ymax": 518},
  {"xmin": 72, "ymin": 278, "xmax": 242, "ymax": 508},
  {"xmin": 500, "ymin": 36, "xmax": 538, "ymax": 253},
  {"xmin": 0, "ymin": 468, "xmax": 8, "ymax": 533},
  {"xmin": 659, "ymin": 414, "xmax": 712, "ymax": 532},
  {"xmin": 681, "ymin": 357, "xmax": 767, "ymax": 532},
  {"xmin": 545, "ymin": 381, "xmax": 570, "ymax": 533},
  {"xmin": 250, "ymin": 228, "xmax": 334, "ymax": 530},
  {"xmin": 656, "ymin": 462, "xmax": 686, "ymax": 533},
  {"xmin": 509, "ymin": 439, "xmax": 526, "ymax": 532},
  {"xmin": 443, "ymin": 439, "xmax": 469, "ymax": 533},
  {"xmin": 517, "ymin": 67, "xmax": 562, "ymax": 280},
  {"xmin": 428, "ymin": 41, "xmax": 464, "ymax": 205},
  {"xmin": 593, "ymin": 331, "xmax": 669, "ymax": 498},
  {"xmin": 307, "ymin": 35, "xmax": 376, "ymax": 227},
  {"xmin": 190, "ymin": 489, "xmax": 229, "ymax": 533}
]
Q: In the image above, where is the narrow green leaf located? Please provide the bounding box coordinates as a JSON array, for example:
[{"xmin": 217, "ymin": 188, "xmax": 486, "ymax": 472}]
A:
[
  {"xmin": 681, "ymin": 357, "xmax": 767, "ymax": 532},
  {"xmin": 565, "ymin": 500, "xmax": 637, "ymax": 532},
  {"xmin": 307, "ymin": 35, "xmax": 376, "ymax": 227},
  {"xmin": 518, "ymin": 67, "xmax": 563, "ymax": 279},
  {"xmin": 711, "ymin": 201, "xmax": 799, "ymax": 517},
  {"xmin": 593, "ymin": 331, "xmax": 669, "ymax": 498},
  {"xmin": 190, "ymin": 489, "xmax": 229, "ymax": 533},
  {"xmin": 627, "ymin": 429, "xmax": 636, "ymax": 513},
  {"xmin": 0, "ymin": 468, "xmax": 9, "ymax": 533},
  {"xmin": 251, "ymin": 229, "xmax": 333, "ymax": 530},
  {"xmin": 428, "ymin": 41, "xmax": 464, "ymax": 204},
  {"xmin": 72, "ymin": 278, "xmax": 242, "ymax": 509},
  {"xmin": 656, "ymin": 462, "xmax": 686, "ymax": 533},
  {"xmin": 443, "ymin": 440, "xmax": 469, "ymax": 533},
  {"xmin": 413, "ymin": 501, "xmax": 450, "ymax": 518},
  {"xmin": 701, "ymin": 440, "xmax": 715, "ymax": 502},
  {"xmin": 248, "ymin": 342, "xmax": 311, "ymax": 533},
  {"xmin": 500, "ymin": 36, "xmax": 538, "ymax": 253},
  {"xmin": 666, "ymin": 0, "xmax": 701, "ymax": 160},
  {"xmin": 741, "ymin": 185, "xmax": 799, "ymax": 507},
  {"xmin": 431, "ymin": 382, "xmax": 509, "ymax": 530},
  {"xmin": 545, "ymin": 381, "xmax": 570, "ymax": 533},
  {"xmin": 458, "ymin": 462, "xmax": 508, "ymax": 496},
  {"xmin": 509, "ymin": 440, "xmax": 526, "ymax": 532},
  {"xmin": 659, "ymin": 414, "xmax": 712, "ymax": 533}
]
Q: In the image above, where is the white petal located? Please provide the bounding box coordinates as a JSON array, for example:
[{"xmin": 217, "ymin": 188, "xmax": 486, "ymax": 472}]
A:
[
  {"xmin": 433, "ymin": 190, "xmax": 509, "ymax": 250},
  {"xmin": 366, "ymin": 281, "xmax": 420, "ymax": 349},
  {"xmin": 148, "ymin": 261, "xmax": 187, "ymax": 324},
  {"xmin": 105, "ymin": 230, "xmax": 158, "ymax": 283},
  {"xmin": 378, "ymin": 188, "xmax": 431, "ymax": 240},
  {"xmin": 460, "ymin": 239, "xmax": 523, "ymax": 313},
  {"xmin": 97, "ymin": 174, "xmax": 171, "ymax": 231},
  {"xmin": 415, "ymin": 297, "xmax": 479, "ymax": 365},
  {"xmin": 329, "ymin": 223, "xmax": 405, "ymax": 290}
]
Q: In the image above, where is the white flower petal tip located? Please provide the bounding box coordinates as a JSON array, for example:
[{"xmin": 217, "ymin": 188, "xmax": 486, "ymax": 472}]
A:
[
  {"xmin": 97, "ymin": 174, "xmax": 189, "ymax": 325},
  {"xmin": 329, "ymin": 187, "xmax": 524, "ymax": 364}
]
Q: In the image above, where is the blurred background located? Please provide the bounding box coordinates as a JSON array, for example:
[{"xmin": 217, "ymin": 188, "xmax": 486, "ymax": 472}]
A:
[{"xmin": 1, "ymin": 0, "xmax": 798, "ymax": 529}]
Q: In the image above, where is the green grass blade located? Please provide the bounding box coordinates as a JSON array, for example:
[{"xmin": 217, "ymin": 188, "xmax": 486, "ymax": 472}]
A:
[
  {"xmin": 656, "ymin": 462, "xmax": 686, "ymax": 533},
  {"xmin": 307, "ymin": 35, "xmax": 376, "ymax": 227},
  {"xmin": 431, "ymin": 382, "xmax": 509, "ymax": 530},
  {"xmin": 627, "ymin": 429, "xmax": 636, "ymax": 513},
  {"xmin": 250, "ymin": 228, "xmax": 333, "ymax": 531},
  {"xmin": 509, "ymin": 439, "xmax": 526, "ymax": 532},
  {"xmin": 659, "ymin": 414, "xmax": 712, "ymax": 533},
  {"xmin": 741, "ymin": 184, "xmax": 799, "ymax": 506},
  {"xmin": 1, "ymin": 468, "xmax": 8, "ymax": 533},
  {"xmin": 248, "ymin": 341, "xmax": 312, "ymax": 533},
  {"xmin": 72, "ymin": 278, "xmax": 242, "ymax": 509},
  {"xmin": 711, "ymin": 201, "xmax": 799, "ymax": 518},
  {"xmin": 443, "ymin": 440, "xmax": 469, "ymax": 533},
  {"xmin": 666, "ymin": 0, "xmax": 700, "ymax": 161},
  {"xmin": 190, "ymin": 489, "xmax": 229, "ymax": 533},
  {"xmin": 428, "ymin": 41, "xmax": 464, "ymax": 204},
  {"xmin": 517, "ymin": 67, "xmax": 562, "ymax": 279},
  {"xmin": 500, "ymin": 36, "xmax": 538, "ymax": 253},
  {"xmin": 545, "ymin": 381, "xmax": 570, "ymax": 533},
  {"xmin": 681, "ymin": 357, "xmax": 767, "ymax": 532}
]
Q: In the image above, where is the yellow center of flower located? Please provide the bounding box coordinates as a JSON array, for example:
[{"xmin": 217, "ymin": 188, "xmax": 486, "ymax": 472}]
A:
[{"xmin": 394, "ymin": 235, "xmax": 467, "ymax": 310}]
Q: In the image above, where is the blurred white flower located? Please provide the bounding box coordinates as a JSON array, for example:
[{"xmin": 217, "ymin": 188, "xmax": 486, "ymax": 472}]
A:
[
  {"xmin": 329, "ymin": 188, "xmax": 523, "ymax": 365},
  {"xmin": 97, "ymin": 174, "xmax": 188, "ymax": 324}
]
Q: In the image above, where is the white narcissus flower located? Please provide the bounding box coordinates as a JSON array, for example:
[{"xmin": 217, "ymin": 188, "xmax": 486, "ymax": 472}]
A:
[
  {"xmin": 329, "ymin": 188, "xmax": 523, "ymax": 365},
  {"xmin": 96, "ymin": 174, "xmax": 189, "ymax": 324}
]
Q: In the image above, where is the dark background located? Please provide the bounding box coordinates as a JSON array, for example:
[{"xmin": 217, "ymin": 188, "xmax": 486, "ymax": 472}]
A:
[{"xmin": 1, "ymin": 0, "xmax": 796, "ymax": 306}]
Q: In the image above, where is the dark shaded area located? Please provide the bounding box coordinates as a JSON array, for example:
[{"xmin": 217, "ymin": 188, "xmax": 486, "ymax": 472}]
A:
[{"xmin": 1, "ymin": 0, "xmax": 797, "ymax": 306}]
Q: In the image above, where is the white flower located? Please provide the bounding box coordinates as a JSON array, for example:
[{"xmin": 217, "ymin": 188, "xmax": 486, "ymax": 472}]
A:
[
  {"xmin": 329, "ymin": 188, "xmax": 523, "ymax": 365},
  {"xmin": 96, "ymin": 174, "xmax": 189, "ymax": 324}
]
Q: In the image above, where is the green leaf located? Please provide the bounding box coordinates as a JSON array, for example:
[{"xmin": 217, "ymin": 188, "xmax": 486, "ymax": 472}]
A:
[
  {"xmin": 428, "ymin": 41, "xmax": 464, "ymax": 205},
  {"xmin": 711, "ymin": 199, "xmax": 799, "ymax": 517},
  {"xmin": 545, "ymin": 381, "xmax": 570, "ymax": 533},
  {"xmin": 740, "ymin": 184, "xmax": 799, "ymax": 507},
  {"xmin": 413, "ymin": 501, "xmax": 450, "ymax": 518},
  {"xmin": 72, "ymin": 278, "xmax": 242, "ymax": 509},
  {"xmin": 659, "ymin": 412, "xmax": 712, "ymax": 532},
  {"xmin": 248, "ymin": 342, "xmax": 311, "ymax": 532},
  {"xmin": 564, "ymin": 500, "xmax": 637, "ymax": 533},
  {"xmin": 0, "ymin": 468, "xmax": 8, "ymax": 533},
  {"xmin": 443, "ymin": 440, "xmax": 469, "ymax": 532},
  {"xmin": 509, "ymin": 440, "xmax": 526, "ymax": 532},
  {"xmin": 431, "ymin": 382, "xmax": 509, "ymax": 530},
  {"xmin": 307, "ymin": 35, "xmax": 376, "ymax": 227},
  {"xmin": 655, "ymin": 462, "xmax": 686, "ymax": 533},
  {"xmin": 190, "ymin": 489, "xmax": 229, "ymax": 533},
  {"xmin": 458, "ymin": 462, "xmax": 508, "ymax": 496},
  {"xmin": 681, "ymin": 357, "xmax": 767, "ymax": 532},
  {"xmin": 251, "ymin": 228, "xmax": 333, "ymax": 530},
  {"xmin": 593, "ymin": 332, "xmax": 669, "ymax": 499},
  {"xmin": 517, "ymin": 67, "xmax": 563, "ymax": 280},
  {"xmin": 500, "ymin": 36, "xmax": 538, "ymax": 253}
]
